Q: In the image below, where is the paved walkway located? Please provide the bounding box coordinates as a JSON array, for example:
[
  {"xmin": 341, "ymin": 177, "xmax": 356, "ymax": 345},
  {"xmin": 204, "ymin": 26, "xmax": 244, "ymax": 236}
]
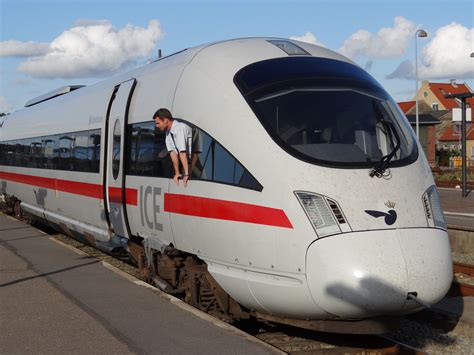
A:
[
  {"xmin": 0, "ymin": 213, "xmax": 275, "ymax": 355},
  {"xmin": 438, "ymin": 188, "xmax": 474, "ymax": 215},
  {"xmin": 438, "ymin": 188, "xmax": 474, "ymax": 230}
]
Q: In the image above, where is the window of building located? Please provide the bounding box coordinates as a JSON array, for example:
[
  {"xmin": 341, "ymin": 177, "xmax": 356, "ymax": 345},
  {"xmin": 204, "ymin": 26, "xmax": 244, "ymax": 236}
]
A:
[
  {"xmin": 454, "ymin": 123, "xmax": 461, "ymax": 135},
  {"xmin": 432, "ymin": 103, "xmax": 439, "ymax": 111}
]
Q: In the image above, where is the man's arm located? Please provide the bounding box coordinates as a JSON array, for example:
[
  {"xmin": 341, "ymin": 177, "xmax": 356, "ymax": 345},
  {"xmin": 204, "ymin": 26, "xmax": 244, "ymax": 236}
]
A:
[
  {"xmin": 173, "ymin": 123, "xmax": 192, "ymax": 187},
  {"xmin": 179, "ymin": 151, "xmax": 189, "ymax": 186},
  {"xmin": 169, "ymin": 150, "xmax": 181, "ymax": 186}
]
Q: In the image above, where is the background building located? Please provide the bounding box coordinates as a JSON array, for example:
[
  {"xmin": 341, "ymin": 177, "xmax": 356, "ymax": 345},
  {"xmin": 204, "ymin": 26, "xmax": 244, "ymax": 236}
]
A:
[{"xmin": 398, "ymin": 80, "xmax": 474, "ymax": 166}]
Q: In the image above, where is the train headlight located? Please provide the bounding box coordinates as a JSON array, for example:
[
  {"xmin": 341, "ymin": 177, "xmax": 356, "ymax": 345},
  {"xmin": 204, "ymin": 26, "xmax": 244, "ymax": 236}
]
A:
[
  {"xmin": 295, "ymin": 191, "xmax": 348, "ymax": 237},
  {"xmin": 422, "ymin": 185, "xmax": 446, "ymax": 230}
]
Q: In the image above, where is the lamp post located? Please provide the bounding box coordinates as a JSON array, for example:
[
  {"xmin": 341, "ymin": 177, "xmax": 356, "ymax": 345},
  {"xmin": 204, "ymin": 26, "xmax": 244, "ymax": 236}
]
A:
[{"xmin": 415, "ymin": 29, "xmax": 428, "ymax": 139}]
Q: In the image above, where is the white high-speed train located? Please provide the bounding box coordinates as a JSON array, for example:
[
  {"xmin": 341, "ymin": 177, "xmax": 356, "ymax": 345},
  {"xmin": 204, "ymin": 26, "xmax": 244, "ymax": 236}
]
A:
[{"xmin": 0, "ymin": 38, "xmax": 452, "ymax": 333}]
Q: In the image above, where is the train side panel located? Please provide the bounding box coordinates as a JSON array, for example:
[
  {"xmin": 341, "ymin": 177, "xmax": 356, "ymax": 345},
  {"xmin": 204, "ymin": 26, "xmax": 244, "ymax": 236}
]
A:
[
  {"xmin": 122, "ymin": 48, "xmax": 203, "ymax": 246},
  {"xmin": 0, "ymin": 83, "xmax": 111, "ymax": 241}
]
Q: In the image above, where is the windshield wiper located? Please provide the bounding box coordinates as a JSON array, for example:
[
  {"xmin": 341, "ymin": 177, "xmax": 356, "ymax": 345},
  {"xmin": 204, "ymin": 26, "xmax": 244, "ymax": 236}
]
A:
[{"xmin": 370, "ymin": 103, "xmax": 401, "ymax": 178}]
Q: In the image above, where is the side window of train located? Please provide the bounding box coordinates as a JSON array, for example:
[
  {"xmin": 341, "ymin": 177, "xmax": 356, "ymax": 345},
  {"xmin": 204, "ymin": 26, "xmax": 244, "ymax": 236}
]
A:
[
  {"xmin": 127, "ymin": 122, "xmax": 171, "ymax": 178},
  {"xmin": 0, "ymin": 142, "xmax": 6, "ymax": 165},
  {"xmin": 186, "ymin": 122, "xmax": 262, "ymax": 191},
  {"xmin": 30, "ymin": 139, "xmax": 43, "ymax": 168},
  {"xmin": 73, "ymin": 131, "xmax": 89, "ymax": 172},
  {"xmin": 43, "ymin": 135, "xmax": 57, "ymax": 169},
  {"xmin": 126, "ymin": 121, "xmax": 261, "ymax": 190},
  {"xmin": 0, "ymin": 129, "xmax": 101, "ymax": 173},
  {"xmin": 89, "ymin": 129, "xmax": 101, "ymax": 173},
  {"xmin": 12, "ymin": 142, "xmax": 22, "ymax": 166},
  {"xmin": 58, "ymin": 134, "xmax": 74, "ymax": 170}
]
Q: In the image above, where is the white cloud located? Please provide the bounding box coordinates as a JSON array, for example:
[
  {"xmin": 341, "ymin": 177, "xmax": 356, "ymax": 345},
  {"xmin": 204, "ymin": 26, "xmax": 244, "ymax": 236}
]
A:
[
  {"xmin": 74, "ymin": 19, "xmax": 110, "ymax": 27},
  {"xmin": 0, "ymin": 40, "xmax": 50, "ymax": 57},
  {"xmin": 0, "ymin": 96, "xmax": 13, "ymax": 113},
  {"xmin": 420, "ymin": 22, "xmax": 473, "ymax": 79},
  {"xmin": 339, "ymin": 16, "xmax": 417, "ymax": 59},
  {"xmin": 386, "ymin": 59, "xmax": 414, "ymax": 80},
  {"xmin": 290, "ymin": 32, "xmax": 324, "ymax": 46},
  {"xmin": 392, "ymin": 88, "xmax": 417, "ymax": 102},
  {"xmin": 13, "ymin": 19, "xmax": 163, "ymax": 78},
  {"xmin": 387, "ymin": 22, "xmax": 473, "ymax": 80}
]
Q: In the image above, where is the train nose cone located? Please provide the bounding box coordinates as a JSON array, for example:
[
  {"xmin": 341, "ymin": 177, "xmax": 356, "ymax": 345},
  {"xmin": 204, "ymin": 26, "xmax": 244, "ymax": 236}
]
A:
[
  {"xmin": 306, "ymin": 230, "xmax": 408, "ymax": 319},
  {"xmin": 306, "ymin": 229, "xmax": 452, "ymax": 319}
]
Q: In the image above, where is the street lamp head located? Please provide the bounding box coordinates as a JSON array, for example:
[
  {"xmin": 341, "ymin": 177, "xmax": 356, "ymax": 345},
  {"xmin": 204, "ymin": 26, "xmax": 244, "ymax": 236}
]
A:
[
  {"xmin": 416, "ymin": 29, "xmax": 428, "ymax": 38},
  {"xmin": 414, "ymin": 29, "xmax": 427, "ymax": 140}
]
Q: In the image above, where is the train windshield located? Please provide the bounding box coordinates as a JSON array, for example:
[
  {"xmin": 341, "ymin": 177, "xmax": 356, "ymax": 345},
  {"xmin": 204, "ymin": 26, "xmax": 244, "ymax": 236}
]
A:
[{"xmin": 234, "ymin": 57, "xmax": 417, "ymax": 168}]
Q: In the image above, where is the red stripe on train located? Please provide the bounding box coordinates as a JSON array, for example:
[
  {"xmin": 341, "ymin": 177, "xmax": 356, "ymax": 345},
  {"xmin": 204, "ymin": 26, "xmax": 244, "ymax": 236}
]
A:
[
  {"xmin": 0, "ymin": 171, "xmax": 137, "ymax": 205},
  {"xmin": 0, "ymin": 171, "xmax": 102, "ymax": 198},
  {"xmin": 0, "ymin": 172, "xmax": 290, "ymax": 228},
  {"xmin": 108, "ymin": 187, "xmax": 138, "ymax": 206},
  {"xmin": 164, "ymin": 193, "xmax": 293, "ymax": 229}
]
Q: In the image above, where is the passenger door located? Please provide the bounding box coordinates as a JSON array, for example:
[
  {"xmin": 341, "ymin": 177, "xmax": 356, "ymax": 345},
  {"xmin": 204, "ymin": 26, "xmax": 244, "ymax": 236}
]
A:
[{"xmin": 104, "ymin": 78, "xmax": 136, "ymax": 238}]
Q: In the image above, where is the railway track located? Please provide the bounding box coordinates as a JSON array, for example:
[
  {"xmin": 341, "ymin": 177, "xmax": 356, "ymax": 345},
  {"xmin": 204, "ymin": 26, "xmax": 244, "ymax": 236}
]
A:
[
  {"xmin": 453, "ymin": 261, "xmax": 474, "ymax": 276},
  {"xmin": 451, "ymin": 262, "xmax": 474, "ymax": 297},
  {"xmin": 245, "ymin": 324, "xmax": 424, "ymax": 354}
]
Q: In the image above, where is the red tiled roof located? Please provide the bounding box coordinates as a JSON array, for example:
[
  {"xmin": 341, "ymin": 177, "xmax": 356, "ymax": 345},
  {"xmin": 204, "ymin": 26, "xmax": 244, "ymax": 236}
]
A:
[
  {"xmin": 429, "ymin": 83, "xmax": 474, "ymax": 110},
  {"xmin": 398, "ymin": 101, "xmax": 415, "ymax": 114},
  {"xmin": 438, "ymin": 123, "xmax": 474, "ymax": 141}
]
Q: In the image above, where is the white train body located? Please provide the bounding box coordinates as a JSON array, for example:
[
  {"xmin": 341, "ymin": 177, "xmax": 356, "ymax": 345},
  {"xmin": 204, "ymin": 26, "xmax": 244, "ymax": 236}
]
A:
[{"xmin": 0, "ymin": 38, "xmax": 452, "ymax": 323}]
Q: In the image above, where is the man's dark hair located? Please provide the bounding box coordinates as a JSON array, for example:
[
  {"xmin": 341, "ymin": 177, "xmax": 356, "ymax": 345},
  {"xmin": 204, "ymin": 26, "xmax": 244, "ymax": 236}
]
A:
[{"xmin": 153, "ymin": 108, "xmax": 173, "ymax": 121}]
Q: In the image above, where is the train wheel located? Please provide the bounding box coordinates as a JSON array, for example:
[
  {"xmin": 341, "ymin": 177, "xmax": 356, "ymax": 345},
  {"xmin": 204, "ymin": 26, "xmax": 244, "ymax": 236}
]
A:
[
  {"xmin": 13, "ymin": 200, "xmax": 22, "ymax": 219},
  {"xmin": 179, "ymin": 256, "xmax": 249, "ymax": 322}
]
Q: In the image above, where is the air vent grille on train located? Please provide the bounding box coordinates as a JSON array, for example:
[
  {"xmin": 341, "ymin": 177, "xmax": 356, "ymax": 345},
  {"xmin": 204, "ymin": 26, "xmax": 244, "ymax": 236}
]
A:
[
  {"xmin": 326, "ymin": 199, "xmax": 346, "ymax": 224},
  {"xmin": 267, "ymin": 40, "xmax": 311, "ymax": 56},
  {"xmin": 25, "ymin": 85, "xmax": 85, "ymax": 107}
]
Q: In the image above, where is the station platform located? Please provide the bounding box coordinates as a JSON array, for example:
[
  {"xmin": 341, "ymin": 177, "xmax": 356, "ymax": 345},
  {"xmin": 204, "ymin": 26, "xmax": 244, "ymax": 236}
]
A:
[
  {"xmin": 0, "ymin": 213, "xmax": 276, "ymax": 354},
  {"xmin": 438, "ymin": 188, "xmax": 474, "ymax": 230}
]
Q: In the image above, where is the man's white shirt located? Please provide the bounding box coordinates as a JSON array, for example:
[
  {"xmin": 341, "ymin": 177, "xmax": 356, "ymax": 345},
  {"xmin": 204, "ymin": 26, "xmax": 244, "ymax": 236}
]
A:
[{"xmin": 165, "ymin": 120, "xmax": 192, "ymax": 155}]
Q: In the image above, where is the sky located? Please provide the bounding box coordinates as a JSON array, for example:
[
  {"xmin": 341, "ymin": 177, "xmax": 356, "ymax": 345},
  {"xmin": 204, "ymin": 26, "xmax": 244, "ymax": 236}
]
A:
[{"xmin": 0, "ymin": 0, "xmax": 473, "ymax": 113}]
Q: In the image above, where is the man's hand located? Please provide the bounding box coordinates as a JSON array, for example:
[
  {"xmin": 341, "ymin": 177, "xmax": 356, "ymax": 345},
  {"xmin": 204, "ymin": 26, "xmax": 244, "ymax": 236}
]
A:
[
  {"xmin": 173, "ymin": 174, "xmax": 180, "ymax": 186},
  {"xmin": 183, "ymin": 175, "xmax": 189, "ymax": 187}
]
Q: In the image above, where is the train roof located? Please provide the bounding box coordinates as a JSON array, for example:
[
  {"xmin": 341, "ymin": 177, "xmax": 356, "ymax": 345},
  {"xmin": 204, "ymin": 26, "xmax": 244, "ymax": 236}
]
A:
[
  {"xmin": 1, "ymin": 37, "xmax": 354, "ymax": 141},
  {"xmin": 15, "ymin": 37, "xmax": 355, "ymax": 111}
]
